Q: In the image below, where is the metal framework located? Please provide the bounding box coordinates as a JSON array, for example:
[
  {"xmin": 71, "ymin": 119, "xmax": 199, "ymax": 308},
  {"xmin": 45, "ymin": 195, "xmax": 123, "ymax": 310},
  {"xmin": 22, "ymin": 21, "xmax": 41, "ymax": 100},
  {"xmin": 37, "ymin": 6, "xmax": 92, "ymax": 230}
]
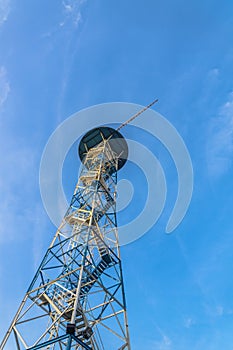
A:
[{"xmin": 1, "ymin": 130, "xmax": 131, "ymax": 350}]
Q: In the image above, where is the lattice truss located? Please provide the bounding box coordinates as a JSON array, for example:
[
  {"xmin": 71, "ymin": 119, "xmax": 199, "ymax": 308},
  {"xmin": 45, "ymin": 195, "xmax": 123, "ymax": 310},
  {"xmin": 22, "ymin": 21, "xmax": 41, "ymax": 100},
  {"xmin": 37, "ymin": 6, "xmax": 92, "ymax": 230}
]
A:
[{"xmin": 1, "ymin": 139, "xmax": 130, "ymax": 350}]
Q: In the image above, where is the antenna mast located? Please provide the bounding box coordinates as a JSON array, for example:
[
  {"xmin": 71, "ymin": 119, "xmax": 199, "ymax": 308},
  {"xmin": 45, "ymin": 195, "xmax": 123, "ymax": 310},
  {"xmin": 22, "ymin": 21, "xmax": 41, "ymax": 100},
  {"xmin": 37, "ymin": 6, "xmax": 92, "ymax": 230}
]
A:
[{"xmin": 117, "ymin": 98, "xmax": 158, "ymax": 131}]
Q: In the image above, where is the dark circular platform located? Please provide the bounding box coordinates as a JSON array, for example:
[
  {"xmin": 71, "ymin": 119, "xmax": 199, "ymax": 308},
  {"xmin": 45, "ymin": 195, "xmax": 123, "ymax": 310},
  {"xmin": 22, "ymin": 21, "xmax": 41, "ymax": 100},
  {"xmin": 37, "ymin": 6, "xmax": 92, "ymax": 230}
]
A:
[{"xmin": 78, "ymin": 126, "xmax": 128, "ymax": 172}]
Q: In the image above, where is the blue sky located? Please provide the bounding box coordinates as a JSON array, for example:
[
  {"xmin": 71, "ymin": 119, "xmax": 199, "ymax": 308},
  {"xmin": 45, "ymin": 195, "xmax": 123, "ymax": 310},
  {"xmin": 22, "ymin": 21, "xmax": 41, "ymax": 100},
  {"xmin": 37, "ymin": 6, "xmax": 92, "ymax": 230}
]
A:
[{"xmin": 0, "ymin": 0, "xmax": 233, "ymax": 349}]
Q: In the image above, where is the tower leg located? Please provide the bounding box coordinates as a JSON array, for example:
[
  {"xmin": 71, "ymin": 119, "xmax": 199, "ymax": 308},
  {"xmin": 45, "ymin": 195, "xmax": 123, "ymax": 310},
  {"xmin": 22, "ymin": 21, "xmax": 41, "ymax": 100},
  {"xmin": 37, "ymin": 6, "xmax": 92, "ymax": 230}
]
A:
[{"xmin": 1, "ymin": 132, "xmax": 131, "ymax": 350}]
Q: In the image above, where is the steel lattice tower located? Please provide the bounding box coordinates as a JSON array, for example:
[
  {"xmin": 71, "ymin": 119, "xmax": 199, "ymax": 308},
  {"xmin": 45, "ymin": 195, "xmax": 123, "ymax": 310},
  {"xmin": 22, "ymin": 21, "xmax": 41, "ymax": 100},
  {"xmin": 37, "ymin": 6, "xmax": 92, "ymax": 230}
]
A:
[{"xmin": 1, "ymin": 127, "xmax": 131, "ymax": 350}]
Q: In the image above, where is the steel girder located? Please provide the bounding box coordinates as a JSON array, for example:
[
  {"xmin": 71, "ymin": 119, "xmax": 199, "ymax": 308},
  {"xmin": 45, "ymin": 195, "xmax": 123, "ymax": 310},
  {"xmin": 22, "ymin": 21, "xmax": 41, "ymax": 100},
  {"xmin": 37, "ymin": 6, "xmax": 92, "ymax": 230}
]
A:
[{"xmin": 1, "ymin": 139, "xmax": 130, "ymax": 350}]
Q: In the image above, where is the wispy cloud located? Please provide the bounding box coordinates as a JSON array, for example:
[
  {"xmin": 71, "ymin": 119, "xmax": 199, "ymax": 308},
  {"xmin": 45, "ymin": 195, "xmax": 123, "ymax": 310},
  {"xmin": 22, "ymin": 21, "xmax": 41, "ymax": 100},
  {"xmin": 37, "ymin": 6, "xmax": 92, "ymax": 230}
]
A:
[
  {"xmin": 42, "ymin": 0, "xmax": 87, "ymax": 38},
  {"xmin": 184, "ymin": 317, "xmax": 195, "ymax": 328},
  {"xmin": 206, "ymin": 92, "xmax": 233, "ymax": 177},
  {"xmin": 0, "ymin": 0, "xmax": 10, "ymax": 26},
  {"xmin": 0, "ymin": 137, "xmax": 50, "ymax": 273},
  {"xmin": 0, "ymin": 66, "xmax": 10, "ymax": 107},
  {"xmin": 204, "ymin": 303, "xmax": 233, "ymax": 319},
  {"xmin": 151, "ymin": 326, "xmax": 172, "ymax": 350},
  {"xmin": 153, "ymin": 336, "xmax": 171, "ymax": 350},
  {"xmin": 0, "ymin": 144, "xmax": 36, "ymax": 243},
  {"xmin": 41, "ymin": 1, "xmax": 89, "ymax": 122},
  {"xmin": 60, "ymin": 0, "xmax": 87, "ymax": 27}
]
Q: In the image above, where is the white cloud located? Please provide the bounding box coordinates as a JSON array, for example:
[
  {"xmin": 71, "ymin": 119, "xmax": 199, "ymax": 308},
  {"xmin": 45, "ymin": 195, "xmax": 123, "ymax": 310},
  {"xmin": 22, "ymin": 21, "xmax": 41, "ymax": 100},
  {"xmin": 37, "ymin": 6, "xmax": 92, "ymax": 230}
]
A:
[
  {"xmin": 0, "ymin": 66, "xmax": 10, "ymax": 107},
  {"xmin": 42, "ymin": 0, "xmax": 87, "ymax": 35},
  {"xmin": 0, "ymin": 0, "xmax": 10, "ymax": 26},
  {"xmin": 154, "ymin": 335, "xmax": 171, "ymax": 350},
  {"xmin": 152, "ymin": 326, "xmax": 172, "ymax": 350},
  {"xmin": 206, "ymin": 92, "xmax": 233, "ymax": 177},
  {"xmin": 61, "ymin": 0, "xmax": 86, "ymax": 27}
]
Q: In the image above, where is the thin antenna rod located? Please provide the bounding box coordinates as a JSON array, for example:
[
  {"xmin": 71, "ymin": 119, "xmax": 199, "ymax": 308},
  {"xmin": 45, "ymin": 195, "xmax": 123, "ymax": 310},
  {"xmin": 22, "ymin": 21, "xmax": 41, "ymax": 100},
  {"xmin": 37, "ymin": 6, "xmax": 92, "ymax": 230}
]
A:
[{"xmin": 117, "ymin": 98, "xmax": 159, "ymax": 131}]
